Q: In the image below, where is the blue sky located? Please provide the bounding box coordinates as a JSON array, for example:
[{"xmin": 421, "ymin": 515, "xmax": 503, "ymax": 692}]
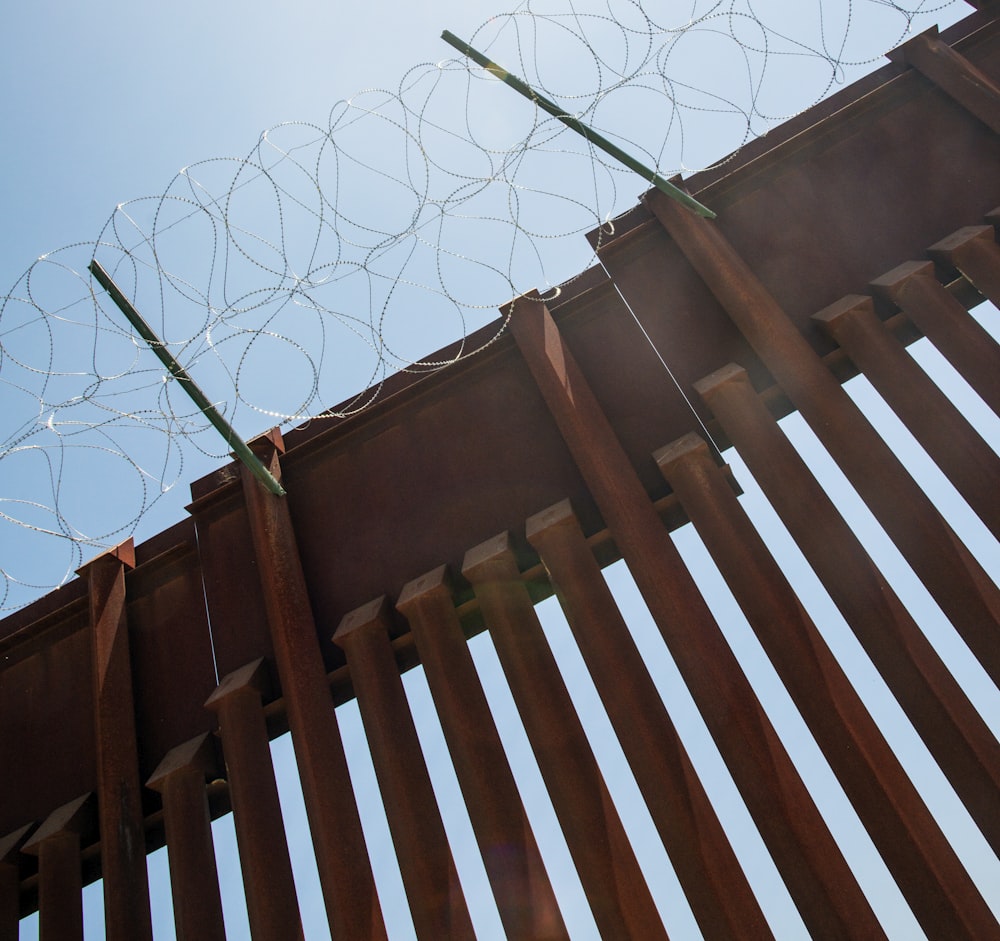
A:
[{"xmin": 4, "ymin": 1, "xmax": 1000, "ymax": 938}]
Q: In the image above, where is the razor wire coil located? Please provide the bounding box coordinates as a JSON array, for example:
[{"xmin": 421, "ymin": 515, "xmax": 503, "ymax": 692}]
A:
[{"xmin": 0, "ymin": 0, "xmax": 964, "ymax": 609}]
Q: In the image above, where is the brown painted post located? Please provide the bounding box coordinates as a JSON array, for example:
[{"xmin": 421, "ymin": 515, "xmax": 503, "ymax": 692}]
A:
[
  {"xmin": 887, "ymin": 27, "xmax": 1000, "ymax": 133},
  {"xmin": 813, "ymin": 294, "xmax": 1000, "ymax": 539},
  {"xmin": 525, "ymin": 500, "xmax": 772, "ymax": 941},
  {"xmin": 333, "ymin": 598, "xmax": 476, "ymax": 941},
  {"xmin": 204, "ymin": 660, "xmax": 304, "ymax": 941},
  {"xmin": 77, "ymin": 543, "xmax": 153, "ymax": 941},
  {"xmin": 870, "ymin": 260, "xmax": 1000, "ymax": 414},
  {"xmin": 462, "ymin": 534, "xmax": 669, "ymax": 941},
  {"xmin": 647, "ymin": 189, "xmax": 1000, "ymax": 686},
  {"xmin": 696, "ymin": 363, "xmax": 1000, "ymax": 858},
  {"xmin": 146, "ymin": 734, "xmax": 227, "ymax": 941},
  {"xmin": 0, "ymin": 825, "xmax": 32, "ymax": 941},
  {"xmin": 396, "ymin": 567, "xmax": 569, "ymax": 941},
  {"xmin": 930, "ymin": 225, "xmax": 1000, "ymax": 309},
  {"xmin": 655, "ymin": 433, "xmax": 1000, "ymax": 940},
  {"xmin": 21, "ymin": 794, "xmax": 94, "ymax": 941},
  {"xmin": 506, "ymin": 294, "xmax": 885, "ymax": 940},
  {"xmin": 238, "ymin": 431, "xmax": 386, "ymax": 941}
]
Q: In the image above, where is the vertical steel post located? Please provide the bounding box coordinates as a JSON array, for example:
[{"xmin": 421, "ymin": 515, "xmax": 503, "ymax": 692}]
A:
[
  {"xmin": 695, "ymin": 362, "xmax": 1000, "ymax": 857},
  {"xmin": 204, "ymin": 660, "xmax": 304, "ymax": 941},
  {"xmin": 77, "ymin": 543, "xmax": 153, "ymax": 941},
  {"xmin": 813, "ymin": 294, "xmax": 1000, "ymax": 539},
  {"xmin": 21, "ymin": 795, "xmax": 94, "ymax": 941},
  {"xmin": 526, "ymin": 500, "xmax": 772, "ymax": 941},
  {"xmin": 0, "ymin": 825, "xmax": 32, "ymax": 941},
  {"xmin": 463, "ymin": 534, "xmax": 669, "ymax": 941},
  {"xmin": 396, "ymin": 567, "xmax": 570, "ymax": 941},
  {"xmin": 146, "ymin": 735, "xmax": 227, "ymax": 941},
  {"xmin": 333, "ymin": 599, "xmax": 476, "ymax": 941},
  {"xmin": 646, "ymin": 188, "xmax": 1000, "ymax": 686},
  {"xmin": 238, "ymin": 431, "xmax": 387, "ymax": 941},
  {"xmin": 870, "ymin": 260, "xmax": 1000, "ymax": 414},
  {"xmin": 506, "ymin": 293, "xmax": 884, "ymax": 940},
  {"xmin": 655, "ymin": 433, "xmax": 1000, "ymax": 940}
]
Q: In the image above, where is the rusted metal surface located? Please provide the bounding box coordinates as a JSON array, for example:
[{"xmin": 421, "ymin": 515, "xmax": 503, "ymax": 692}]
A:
[
  {"xmin": 239, "ymin": 434, "xmax": 387, "ymax": 941},
  {"xmin": 888, "ymin": 27, "xmax": 1000, "ymax": 131},
  {"xmin": 870, "ymin": 259, "xmax": 1000, "ymax": 414},
  {"xmin": 0, "ymin": 611, "xmax": 94, "ymax": 841},
  {"xmin": 146, "ymin": 735, "xmax": 227, "ymax": 941},
  {"xmin": 127, "ymin": 518, "xmax": 219, "ymax": 781},
  {"xmin": 813, "ymin": 293, "xmax": 1000, "ymax": 539},
  {"xmin": 334, "ymin": 598, "xmax": 475, "ymax": 941},
  {"xmin": 645, "ymin": 188, "xmax": 1000, "ymax": 688},
  {"xmin": 506, "ymin": 295, "xmax": 885, "ymax": 940},
  {"xmin": 526, "ymin": 499, "xmax": 772, "ymax": 941},
  {"xmin": 204, "ymin": 661, "xmax": 304, "ymax": 941},
  {"xmin": 463, "ymin": 533, "xmax": 669, "ymax": 941},
  {"xmin": 696, "ymin": 362, "xmax": 1000, "ymax": 859},
  {"xmin": 930, "ymin": 223, "xmax": 1000, "ymax": 302},
  {"xmin": 655, "ymin": 433, "xmax": 1000, "ymax": 940},
  {"xmin": 0, "ymin": 826, "xmax": 32, "ymax": 941},
  {"xmin": 186, "ymin": 473, "xmax": 275, "ymax": 680},
  {"xmin": 1, "ymin": 6, "xmax": 999, "ymax": 935},
  {"xmin": 396, "ymin": 567, "xmax": 570, "ymax": 941},
  {"xmin": 21, "ymin": 794, "xmax": 94, "ymax": 941},
  {"xmin": 78, "ymin": 543, "xmax": 153, "ymax": 941}
]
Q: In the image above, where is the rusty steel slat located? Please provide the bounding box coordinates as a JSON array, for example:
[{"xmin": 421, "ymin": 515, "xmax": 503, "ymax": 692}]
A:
[
  {"xmin": 238, "ymin": 431, "xmax": 387, "ymax": 941},
  {"xmin": 333, "ymin": 599, "xmax": 476, "ymax": 941},
  {"xmin": 647, "ymin": 190, "xmax": 1000, "ymax": 686},
  {"xmin": 696, "ymin": 363, "xmax": 1000, "ymax": 857},
  {"xmin": 204, "ymin": 660, "xmax": 304, "ymax": 941},
  {"xmin": 0, "ymin": 825, "xmax": 32, "ymax": 941},
  {"xmin": 506, "ymin": 294, "xmax": 886, "ymax": 941},
  {"xmin": 871, "ymin": 260, "xmax": 1000, "ymax": 414},
  {"xmin": 463, "ymin": 534, "xmax": 669, "ymax": 941},
  {"xmin": 396, "ymin": 567, "xmax": 570, "ymax": 941},
  {"xmin": 655, "ymin": 433, "xmax": 1000, "ymax": 940},
  {"xmin": 525, "ymin": 500, "xmax": 772, "ymax": 941},
  {"xmin": 930, "ymin": 224, "xmax": 1000, "ymax": 308},
  {"xmin": 33, "ymin": 836, "xmax": 82, "ymax": 941},
  {"xmin": 21, "ymin": 794, "xmax": 93, "ymax": 941},
  {"xmin": 0, "ymin": 863, "xmax": 14, "ymax": 941},
  {"xmin": 77, "ymin": 545, "xmax": 153, "ymax": 941},
  {"xmin": 887, "ymin": 28, "xmax": 1000, "ymax": 133},
  {"xmin": 814, "ymin": 294, "xmax": 1000, "ymax": 539},
  {"xmin": 146, "ymin": 735, "xmax": 227, "ymax": 941}
]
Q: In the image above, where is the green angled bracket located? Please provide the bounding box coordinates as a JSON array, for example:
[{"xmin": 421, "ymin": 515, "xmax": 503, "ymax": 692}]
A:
[
  {"xmin": 89, "ymin": 260, "xmax": 287, "ymax": 497},
  {"xmin": 441, "ymin": 30, "xmax": 716, "ymax": 219}
]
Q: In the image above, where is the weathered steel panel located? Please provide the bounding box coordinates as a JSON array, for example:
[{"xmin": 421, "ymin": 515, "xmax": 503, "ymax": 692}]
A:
[
  {"xmin": 0, "ymin": 624, "xmax": 94, "ymax": 838},
  {"xmin": 128, "ymin": 520, "xmax": 219, "ymax": 781}
]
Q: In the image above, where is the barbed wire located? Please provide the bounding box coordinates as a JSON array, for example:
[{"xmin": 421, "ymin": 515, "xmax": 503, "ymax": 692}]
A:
[{"xmin": 0, "ymin": 0, "xmax": 964, "ymax": 609}]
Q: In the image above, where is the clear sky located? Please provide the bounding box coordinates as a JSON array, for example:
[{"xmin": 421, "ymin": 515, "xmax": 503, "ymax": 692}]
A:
[{"xmin": 4, "ymin": 2, "xmax": 999, "ymax": 939}]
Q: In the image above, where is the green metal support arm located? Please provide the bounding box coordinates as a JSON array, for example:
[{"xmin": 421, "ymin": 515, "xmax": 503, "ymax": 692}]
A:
[
  {"xmin": 89, "ymin": 260, "xmax": 287, "ymax": 497},
  {"xmin": 441, "ymin": 30, "xmax": 716, "ymax": 219}
]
